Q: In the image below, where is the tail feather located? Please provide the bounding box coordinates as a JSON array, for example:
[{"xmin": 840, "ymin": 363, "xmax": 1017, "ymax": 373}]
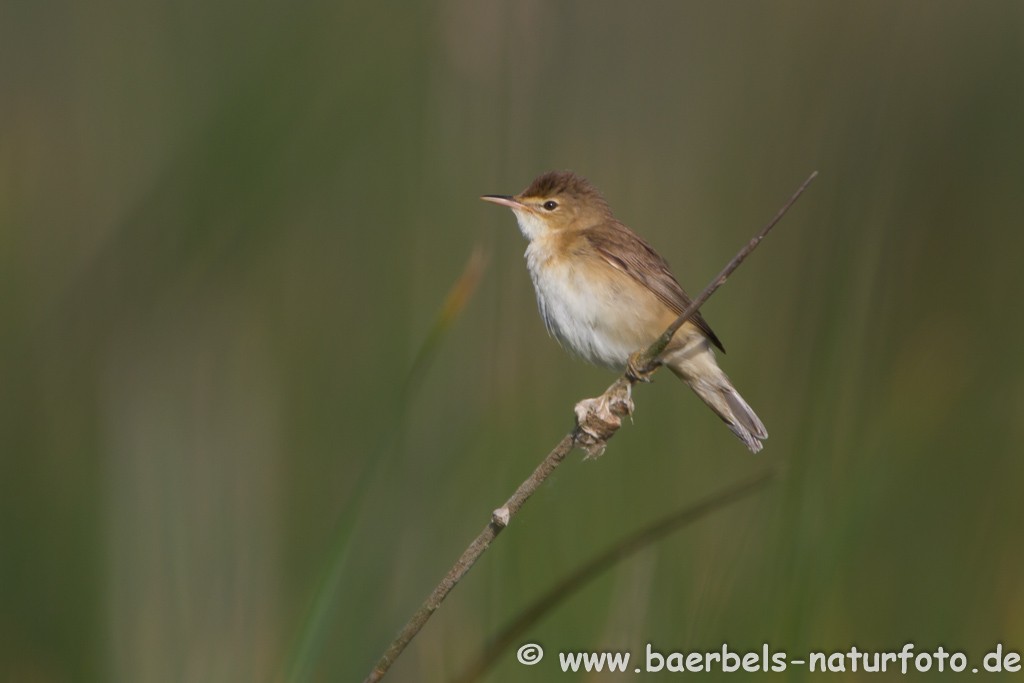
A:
[
  {"xmin": 664, "ymin": 339, "xmax": 767, "ymax": 453},
  {"xmin": 720, "ymin": 385, "xmax": 768, "ymax": 452}
]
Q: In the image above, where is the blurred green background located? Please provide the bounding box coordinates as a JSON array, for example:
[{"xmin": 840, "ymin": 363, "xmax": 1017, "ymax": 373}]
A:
[{"xmin": 3, "ymin": 1, "xmax": 1024, "ymax": 681}]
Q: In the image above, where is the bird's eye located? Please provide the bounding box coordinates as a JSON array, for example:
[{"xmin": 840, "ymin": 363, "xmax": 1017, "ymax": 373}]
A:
[{"xmin": 543, "ymin": 200, "xmax": 558, "ymax": 211}]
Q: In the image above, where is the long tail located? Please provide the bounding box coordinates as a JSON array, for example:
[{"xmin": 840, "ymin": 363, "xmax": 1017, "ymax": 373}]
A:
[{"xmin": 664, "ymin": 339, "xmax": 767, "ymax": 453}]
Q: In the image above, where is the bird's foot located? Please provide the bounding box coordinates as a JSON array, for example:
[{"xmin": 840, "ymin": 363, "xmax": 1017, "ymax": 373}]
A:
[{"xmin": 625, "ymin": 351, "xmax": 656, "ymax": 384}]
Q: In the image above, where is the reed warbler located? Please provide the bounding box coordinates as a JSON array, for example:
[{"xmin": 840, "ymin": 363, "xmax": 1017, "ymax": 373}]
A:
[{"xmin": 482, "ymin": 170, "xmax": 767, "ymax": 453}]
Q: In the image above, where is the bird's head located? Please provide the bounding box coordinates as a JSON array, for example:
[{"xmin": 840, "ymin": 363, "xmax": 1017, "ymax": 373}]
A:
[{"xmin": 482, "ymin": 170, "xmax": 612, "ymax": 240}]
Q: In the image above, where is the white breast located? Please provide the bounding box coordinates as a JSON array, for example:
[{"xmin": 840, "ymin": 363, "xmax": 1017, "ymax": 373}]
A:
[{"xmin": 524, "ymin": 239, "xmax": 650, "ymax": 371}]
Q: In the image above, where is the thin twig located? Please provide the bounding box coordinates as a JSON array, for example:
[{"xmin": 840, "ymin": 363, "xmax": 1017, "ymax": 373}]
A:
[
  {"xmin": 453, "ymin": 468, "xmax": 776, "ymax": 683},
  {"xmin": 362, "ymin": 173, "xmax": 816, "ymax": 682},
  {"xmin": 637, "ymin": 170, "xmax": 819, "ymax": 370},
  {"xmin": 363, "ymin": 434, "xmax": 576, "ymax": 683}
]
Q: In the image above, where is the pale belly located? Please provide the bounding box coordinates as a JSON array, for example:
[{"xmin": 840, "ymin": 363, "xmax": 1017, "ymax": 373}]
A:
[{"xmin": 526, "ymin": 251, "xmax": 667, "ymax": 371}]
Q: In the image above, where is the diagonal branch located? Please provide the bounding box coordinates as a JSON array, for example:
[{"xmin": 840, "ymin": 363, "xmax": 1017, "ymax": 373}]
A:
[
  {"xmin": 639, "ymin": 170, "xmax": 819, "ymax": 369},
  {"xmin": 362, "ymin": 172, "xmax": 816, "ymax": 682},
  {"xmin": 362, "ymin": 433, "xmax": 576, "ymax": 683}
]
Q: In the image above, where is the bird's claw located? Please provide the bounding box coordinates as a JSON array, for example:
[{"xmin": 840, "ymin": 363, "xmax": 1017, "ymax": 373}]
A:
[{"xmin": 625, "ymin": 351, "xmax": 656, "ymax": 384}]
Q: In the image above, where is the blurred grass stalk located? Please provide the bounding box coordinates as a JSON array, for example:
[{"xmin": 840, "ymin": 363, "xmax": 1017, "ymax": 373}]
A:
[
  {"xmin": 454, "ymin": 468, "xmax": 776, "ymax": 683},
  {"xmin": 279, "ymin": 246, "xmax": 488, "ymax": 683}
]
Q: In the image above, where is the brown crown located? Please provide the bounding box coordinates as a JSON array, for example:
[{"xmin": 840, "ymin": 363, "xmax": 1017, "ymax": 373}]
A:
[{"xmin": 520, "ymin": 170, "xmax": 608, "ymax": 207}]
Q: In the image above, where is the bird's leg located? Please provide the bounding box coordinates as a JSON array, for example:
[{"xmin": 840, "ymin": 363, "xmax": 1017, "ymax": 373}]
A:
[{"xmin": 625, "ymin": 350, "xmax": 657, "ymax": 384}]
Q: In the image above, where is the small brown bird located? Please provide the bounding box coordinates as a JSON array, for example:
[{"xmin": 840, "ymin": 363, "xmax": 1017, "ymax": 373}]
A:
[{"xmin": 482, "ymin": 170, "xmax": 767, "ymax": 452}]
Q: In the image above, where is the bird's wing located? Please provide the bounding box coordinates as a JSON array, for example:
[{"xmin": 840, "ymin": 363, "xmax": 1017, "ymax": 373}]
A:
[{"xmin": 583, "ymin": 221, "xmax": 725, "ymax": 352}]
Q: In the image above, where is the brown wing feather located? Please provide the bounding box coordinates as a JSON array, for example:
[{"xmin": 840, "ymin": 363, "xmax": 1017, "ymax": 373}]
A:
[{"xmin": 583, "ymin": 221, "xmax": 726, "ymax": 353}]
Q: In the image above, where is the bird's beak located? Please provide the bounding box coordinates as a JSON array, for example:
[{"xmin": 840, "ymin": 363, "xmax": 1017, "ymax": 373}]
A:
[{"xmin": 481, "ymin": 195, "xmax": 529, "ymax": 211}]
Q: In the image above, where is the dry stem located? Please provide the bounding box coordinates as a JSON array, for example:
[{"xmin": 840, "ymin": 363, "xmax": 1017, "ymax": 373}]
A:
[{"xmin": 362, "ymin": 434, "xmax": 576, "ymax": 682}]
